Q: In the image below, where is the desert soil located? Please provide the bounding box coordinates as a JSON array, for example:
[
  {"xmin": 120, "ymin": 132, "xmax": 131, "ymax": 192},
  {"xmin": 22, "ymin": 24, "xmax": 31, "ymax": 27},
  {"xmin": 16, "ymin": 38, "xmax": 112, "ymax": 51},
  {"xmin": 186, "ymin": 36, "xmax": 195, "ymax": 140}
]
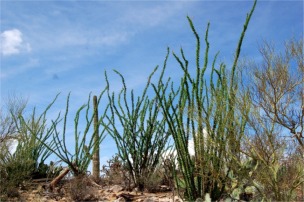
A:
[{"xmin": 5, "ymin": 181, "xmax": 183, "ymax": 202}]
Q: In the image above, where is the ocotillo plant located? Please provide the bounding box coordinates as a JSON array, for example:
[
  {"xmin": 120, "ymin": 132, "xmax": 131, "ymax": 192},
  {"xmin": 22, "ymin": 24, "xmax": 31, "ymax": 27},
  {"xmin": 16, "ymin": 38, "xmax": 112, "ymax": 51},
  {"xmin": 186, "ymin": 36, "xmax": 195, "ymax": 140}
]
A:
[
  {"xmin": 1, "ymin": 105, "xmax": 55, "ymax": 189},
  {"xmin": 103, "ymin": 52, "xmax": 172, "ymax": 191},
  {"xmin": 11, "ymin": 98, "xmax": 57, "ymax": 175},
  {"xmin": 153, "ymin": 1, "xmax": 256, "ymax": 200},
  {"xmin": 19, "ymin": 91, "xmax": 108, "ymax": 177}
]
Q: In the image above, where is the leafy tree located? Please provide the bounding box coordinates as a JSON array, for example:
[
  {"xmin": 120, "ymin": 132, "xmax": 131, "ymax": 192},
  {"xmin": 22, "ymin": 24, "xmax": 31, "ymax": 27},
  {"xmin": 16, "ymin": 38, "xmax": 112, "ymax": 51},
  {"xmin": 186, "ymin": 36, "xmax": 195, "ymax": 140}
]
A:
[
  {"xmin": 0, "ymin": 94, "xmax": 27, "ymax": 145},
  {"xmin": 241, "ymin": 38, "xmax": 304, "ymax": 201}
]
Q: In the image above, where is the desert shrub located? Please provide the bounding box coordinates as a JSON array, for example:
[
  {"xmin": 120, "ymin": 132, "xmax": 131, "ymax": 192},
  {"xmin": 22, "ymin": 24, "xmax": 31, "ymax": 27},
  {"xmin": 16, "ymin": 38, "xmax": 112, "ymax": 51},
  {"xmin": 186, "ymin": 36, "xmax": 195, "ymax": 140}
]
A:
[
  {"xmin": 0, "ymin": 110, "xmax": 56, "ymax": 197},
  {"xmin": 159, "ymin": 156, "xmax": 176, "ymax": 189},
  {"xmin": 100, "ymin": 154, "xmax": 131, "ymax": 189},
  {"xmin": 1, "ymin": 95, "xmax": 64, "ymax": 199},
  {"xmin": 104, "ymin": 63, "xmax": 171, "ymax": 191},
  {"xmin": 0, "ymin": 144, "xmax": 63, "ymax": 199},
  {"xmin": 6, "ymin": 187, "xmax": 20, "ymax": 199},
  {"xmin": 0, "ymin": 156, "xmax": 33, "ymax": 198},
  {"xmin": 240, "ymin": 37, "xmax": 304, "ymax": 201},
  {"xmin": 144, "ymin": 170, "xmax": 164, "ymax": 193},
  {"xmin": 0, "ymin": 94, "xmax": 33, "ymax": 197},
  {"xmin": 68, "ymin": 175, "xmax": 98, "ymax": 201},
  {"xmin": 144, "ymin": 157, "xmax": 176, "ymax": 193},
  {"xmin": 18, "ymin": 92, "xmax": 108, "ymax": 177}
]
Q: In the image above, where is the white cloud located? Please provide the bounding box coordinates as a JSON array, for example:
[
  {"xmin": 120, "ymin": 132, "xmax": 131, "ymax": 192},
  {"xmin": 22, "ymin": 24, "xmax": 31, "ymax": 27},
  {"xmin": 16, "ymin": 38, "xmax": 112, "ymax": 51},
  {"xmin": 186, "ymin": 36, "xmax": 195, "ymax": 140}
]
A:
[
  {"xmin": 163, "ymin": 129, "xmax": 209, "ymax": 160},
  {"xmin": 1, "ymin": 29, "xmax": 31, "ymax": 56},
  {"xmin": 0, "ymin": 139, "xmax": 19, "ymax": 155}
]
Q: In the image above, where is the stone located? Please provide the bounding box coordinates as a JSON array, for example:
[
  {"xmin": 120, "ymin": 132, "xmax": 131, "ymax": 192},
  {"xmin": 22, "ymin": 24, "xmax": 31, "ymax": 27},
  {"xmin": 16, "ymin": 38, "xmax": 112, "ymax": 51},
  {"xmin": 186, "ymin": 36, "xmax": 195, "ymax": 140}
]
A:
[
  {"xmin": 60, "ymin": 197, "xmax": 68, "ymax": 202},
  {"xmin": 110, "ymin": 185, "xmax": 124, "ymax": 193},
  {"xmin": 114, "ymin": 197, "xmax": 126, "ymax": 202},
  {"xmin": 83, "ymin": 194, "xmax": 93, "ymax": 201},
  {"xmin": 204, "ymin": 193, "xmax": 211, "ymax": 202},
  {"xmin": 174, "ymin": 196, "xmax": 183, "ymax": 202},
  {"xmin": 32, "ymin": 190, "xmax": 39, "ymax": 194},
  {"xmin": 144, "ymin": 197, "xmax": 159, "ymax": 202},
  {"xmin": 195, "ymin": 197, "xmax": 204, "ymax": 202},
  {"xmin": 160, "ymin": 185, "xmax": 171, "ymax": 191}
]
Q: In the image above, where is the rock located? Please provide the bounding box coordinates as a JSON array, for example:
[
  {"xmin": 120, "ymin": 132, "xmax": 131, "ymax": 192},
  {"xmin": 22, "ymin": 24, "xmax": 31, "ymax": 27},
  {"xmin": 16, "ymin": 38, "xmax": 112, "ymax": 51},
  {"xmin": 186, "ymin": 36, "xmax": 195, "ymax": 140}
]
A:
[
  {"xmin": 117, "ymin": 193, "xmax": 137, "ymax": 201},
  {"xmin": 114, "ymin": 197, "xmax": 126, "ymax": 202},
  {"xmin": 204, "ymin": 193, "xmax": 211, "ymax": 202},
  {"xmin": 83, "ymin": 194, "xmax": 92, "ymax": 201},
  {"xmin": 174, "ymin": 196, "xmax": 183, "ymax": 202},
  {"xmin": 110, "ymin": 185, "xmax": 124, "ymax": 193},
  {"xmin": 224, "ymin": 197, "xmax": 232, "ymax": 202},
  {"xmin": 143, "ymin": 198, "xmax": 154, "ymax": 202},
  {"xmin": 60, "ymin": 197, "xmax": 68, "ymax": 202},
  {"xmin": 32, "ymin": 190, "xmax": 39, "ymax": 194},
  {"xmin": 160, "ymin": 185, "xmax": 171, "ymax": 191},
  {"xmin": 144, "ymin": 196, "xmax": 159, "ymax": 202},
  {"xmin": 133, "ymin": 187, "xmax": 139, "ymax": 193}
]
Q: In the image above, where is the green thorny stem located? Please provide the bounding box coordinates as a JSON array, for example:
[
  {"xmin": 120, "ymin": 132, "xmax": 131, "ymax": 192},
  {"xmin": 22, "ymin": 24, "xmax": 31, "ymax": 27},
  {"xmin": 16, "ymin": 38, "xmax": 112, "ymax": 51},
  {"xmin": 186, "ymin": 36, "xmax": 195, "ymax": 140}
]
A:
[
  {"xmin": 19, "ymin": 91, "xmax": 109, "ymax": 176},
  {"xmin": 153, "ymin": 0, "xmax": 256, "ymax": 200},
  {"xmin": 103, "ymin": 49, "xmax": 172, "ymax": 191},
  {"xmin": 12, "ymin": 103, "xmax": 56, "ymax": 174}
]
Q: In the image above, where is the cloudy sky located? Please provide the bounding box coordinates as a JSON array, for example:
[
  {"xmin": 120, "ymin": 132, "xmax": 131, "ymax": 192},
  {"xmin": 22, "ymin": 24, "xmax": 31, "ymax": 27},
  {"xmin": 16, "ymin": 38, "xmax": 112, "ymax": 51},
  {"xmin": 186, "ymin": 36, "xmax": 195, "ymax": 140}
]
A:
[{"xmin": 1, "ymin": 0, "xmax": 303, "ymax": 165}]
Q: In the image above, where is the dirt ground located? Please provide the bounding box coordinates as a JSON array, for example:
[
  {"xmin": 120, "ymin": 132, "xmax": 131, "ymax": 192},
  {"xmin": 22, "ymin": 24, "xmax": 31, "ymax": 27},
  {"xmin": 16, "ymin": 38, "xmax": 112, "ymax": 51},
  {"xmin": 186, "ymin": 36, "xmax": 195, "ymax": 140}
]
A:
[{"xmin": 4, "ymin": 180, "xmax": 183, "ymax": 202}]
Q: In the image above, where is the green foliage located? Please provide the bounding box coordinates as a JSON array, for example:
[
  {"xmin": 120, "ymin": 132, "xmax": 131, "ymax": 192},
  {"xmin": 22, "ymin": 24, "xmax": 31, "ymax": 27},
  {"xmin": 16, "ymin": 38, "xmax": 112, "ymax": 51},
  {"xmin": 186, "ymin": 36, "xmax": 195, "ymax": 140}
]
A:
[
  {"xmin": 240, "ymin": 37, "xmax": 304, "ymax": 201},
  {"xmin": 0, "ymin": 95, "xmax": 61, "ymax": 199},
  {"xmin": 18, "ymin": 91, "xmax": 108, "ymax": 176},
  {"xmin": 2, "ymin": 2, "xmax": 303, "ymax": 200},
  {"xmin": 243, "ymin": 127, "xmax": 304, "ymax": 201},
  {"xmin": 103, "ymin": 56, "xmax": 171, "ymax": 191},
  {"xmin": 0, "ymin": 151, "xmax": 34, "ymax": 196},
  {"xmin": 101, "ymin": 154, "xmax": 129, "ymax": 187},
  {"xmin": 153, "ymin": 0, "xmax": 257, "ymax": 200},
  {"xmin": 0, "ymin": 93, "xmax": 27, "ymax": 140},
  {"xmin": 14, "ymin": 108, "xmax": 56, "ymax": 177},
  {"xmin": 0, "ymin": 106, "xmax": 59, "ymax": 197}
]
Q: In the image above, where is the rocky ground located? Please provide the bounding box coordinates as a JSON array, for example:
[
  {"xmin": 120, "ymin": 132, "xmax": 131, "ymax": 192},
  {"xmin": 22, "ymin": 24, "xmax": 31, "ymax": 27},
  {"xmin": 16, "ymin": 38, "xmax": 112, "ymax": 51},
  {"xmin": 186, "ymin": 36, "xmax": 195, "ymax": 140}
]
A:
[{"xmin": 4, "ymin": 180, "xmax": 183, "ymax": 202}]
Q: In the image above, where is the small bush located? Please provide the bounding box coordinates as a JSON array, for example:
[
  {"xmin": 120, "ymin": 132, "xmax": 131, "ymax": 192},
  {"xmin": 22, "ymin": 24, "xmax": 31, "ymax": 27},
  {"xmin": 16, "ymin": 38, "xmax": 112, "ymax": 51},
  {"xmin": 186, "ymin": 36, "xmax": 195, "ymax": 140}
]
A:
[
  {"xmin": 144, "ymin": 172, "xmax": 163, "ymax": 193},
  {"xmin": 100, "ymin": 154, "xmax": 131, "ymax": 189},
  {"xmin": 0, "ymin": 154, "xmax": 34, "ymax": 195},
  {"xmin": 6, "ymin": 186, "xmax": 20, "ymax": 198},
  {"xmin": 68, "ymin": 175, "xmax": 98, "ymax": 201}
]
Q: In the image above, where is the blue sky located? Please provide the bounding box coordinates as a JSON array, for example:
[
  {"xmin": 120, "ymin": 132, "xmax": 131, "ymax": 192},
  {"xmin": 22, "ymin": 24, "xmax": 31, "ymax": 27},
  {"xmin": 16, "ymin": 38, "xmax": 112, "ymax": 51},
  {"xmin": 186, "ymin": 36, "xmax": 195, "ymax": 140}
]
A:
[{"xmin": 1, "ymin": 0, "xmax": 303, "ymax": 166}]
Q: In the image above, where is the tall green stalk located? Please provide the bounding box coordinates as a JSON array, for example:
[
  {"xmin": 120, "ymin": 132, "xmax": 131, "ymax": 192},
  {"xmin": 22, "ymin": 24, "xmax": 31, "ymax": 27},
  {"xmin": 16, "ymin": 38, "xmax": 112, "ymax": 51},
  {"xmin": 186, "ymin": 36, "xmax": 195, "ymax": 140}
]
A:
[
  {"xmin": 19, "ymin": 91, "xmax": 108, "ymax": 176},
  {"xmin": 103, "ymin": 52, "xmax": 171, "ymax": 191},
  {"xmin": 153, "ymin": 1, "xmax": 256, "ymax": 200}
]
